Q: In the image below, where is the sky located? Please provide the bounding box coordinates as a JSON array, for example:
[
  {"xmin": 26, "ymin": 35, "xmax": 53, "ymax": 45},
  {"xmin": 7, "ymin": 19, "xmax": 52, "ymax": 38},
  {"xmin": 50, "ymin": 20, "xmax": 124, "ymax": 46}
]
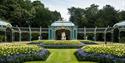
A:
[{"xmin": 31, "ymin": 0, "xmax": 125, "ymax": 21}]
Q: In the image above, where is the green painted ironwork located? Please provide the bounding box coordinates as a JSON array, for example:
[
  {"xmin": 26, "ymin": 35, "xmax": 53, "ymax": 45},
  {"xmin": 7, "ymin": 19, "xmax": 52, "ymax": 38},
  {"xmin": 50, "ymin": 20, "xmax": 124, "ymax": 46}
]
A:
[{"xmin": 48, "ymin": 21, "xmax": 77, "ymax": 40}]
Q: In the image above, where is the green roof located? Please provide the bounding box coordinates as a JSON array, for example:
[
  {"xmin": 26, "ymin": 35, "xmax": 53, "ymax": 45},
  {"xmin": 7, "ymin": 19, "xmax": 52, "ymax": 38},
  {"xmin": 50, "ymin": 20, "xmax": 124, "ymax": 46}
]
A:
[
  {"xmin": 51, "ymin": 20, "xmax": 75, "ymax": 26},
  {"xmin": 0, "ymin": 20, "xmax": 12, "ymax": 27},
  {"xmin": 114, "ymin": 20, "xmax": 125, "ymax": 27}
]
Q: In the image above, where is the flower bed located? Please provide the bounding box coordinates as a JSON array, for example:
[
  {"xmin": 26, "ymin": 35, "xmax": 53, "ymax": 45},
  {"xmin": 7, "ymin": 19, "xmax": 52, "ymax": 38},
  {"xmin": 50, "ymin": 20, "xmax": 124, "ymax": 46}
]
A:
[
  {"xmin": 32, "ymin": 40, "xmax": 84, "ymax": 48},
  {"xmin": 75, "ymin": 44, "xmax": 125, "ymax": 63},
  {"xmin": 0, "ymin": 43, "xmax": 50, "ymax": 63},
  {"xmin": 80, "ymin": 40, "xmax": 96, "ymax": 44}
]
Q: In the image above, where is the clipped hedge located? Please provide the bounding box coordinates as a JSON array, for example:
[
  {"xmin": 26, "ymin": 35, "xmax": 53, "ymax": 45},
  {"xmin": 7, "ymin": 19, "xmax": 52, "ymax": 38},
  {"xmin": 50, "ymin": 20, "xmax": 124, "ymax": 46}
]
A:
[
  {"xmin": 0, "ymin": 43, "xmax": 50, "ymax": 63},
  {"xmin": 75, "ymin": 44, "xmax": 125, "ymax": 63},
  {"xmin": 120, "ymin": 37, "xmax": 125, "ymax": 43},
  {"xmin": 80, "ymin": 40, "xmax": 96, "ymax": 44},
  {"xmin": 0, "ymin": 35, "xmax": 5, "ymax": 42},
  {"xmin": 32, "ymin": 40, "xmax": 84, "ymax": 48}
]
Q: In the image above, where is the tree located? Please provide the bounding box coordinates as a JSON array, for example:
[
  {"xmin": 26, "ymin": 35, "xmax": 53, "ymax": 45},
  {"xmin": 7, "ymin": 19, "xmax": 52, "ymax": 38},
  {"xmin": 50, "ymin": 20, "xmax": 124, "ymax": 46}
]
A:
[
  {"xmin": 30, "ymin": 1, "xmax": 61, "ymax": 27},
  {"xmin": 68, "ymin": 4, "xmax": 121, "ymax": 27},
  {"xmin": 68, "ymin": 7, "xmax": 86, "ymax": 27},
  {"xmin": 84, "ymin": 4, "xmax": 99, "ymax": 27},
  {"xmin": 68, "ymin": 4, "xmax": 99, "ymax": 27},
  {"xmin": 0, "ymin": 0, "xmax": 61, "ymax": 27},
  {"xmin": 118, "ymin": 11, "xmax": 125, "ymax": 21},
  {"xmin": 96, "ymin": 5, "xmax": 118, "ymax": 27}
]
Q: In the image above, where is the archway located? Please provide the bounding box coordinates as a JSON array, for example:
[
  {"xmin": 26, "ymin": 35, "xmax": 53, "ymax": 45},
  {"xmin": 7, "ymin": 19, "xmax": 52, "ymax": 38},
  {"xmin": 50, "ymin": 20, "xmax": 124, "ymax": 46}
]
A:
[
  {"xmin": 6, "ymin": 27, "xmax": 12, "ymax": 42},
  {"xmin": 113, "ymin": 28, "xmax": 119, "ymax": 42},
  {"xmin": 56, "ymin": 29, "xmax": 70, "ymax": 40}
]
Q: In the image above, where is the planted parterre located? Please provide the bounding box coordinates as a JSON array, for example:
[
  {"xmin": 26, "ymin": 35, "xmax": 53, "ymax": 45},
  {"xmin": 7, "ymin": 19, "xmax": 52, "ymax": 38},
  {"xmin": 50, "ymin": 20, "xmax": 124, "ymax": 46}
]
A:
[
  {"xmin": 0, "ymin": 43, "xmax": 50, "ymax": 63},
  {"xmin": 75, "ymin": 44, "xmax": 125, "ymax": 63},
  {"xmin": 32, "ymin": 40, "xmax": 84, "ymax": 48}
]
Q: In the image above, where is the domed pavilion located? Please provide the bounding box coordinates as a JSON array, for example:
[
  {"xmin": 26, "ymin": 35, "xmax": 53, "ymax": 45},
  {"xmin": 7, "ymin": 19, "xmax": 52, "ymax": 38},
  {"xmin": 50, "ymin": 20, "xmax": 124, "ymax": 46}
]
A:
[
  {"xmin": 0, "ymin": 19, "xmax": 12, "ymax": 31},
  {"xmin": 48, "ymin": 20, "xmax": 77, "ymax": 40},
  {"xmin": 113, "ymin": 20, "xmax": 125, "ymax": 28}
]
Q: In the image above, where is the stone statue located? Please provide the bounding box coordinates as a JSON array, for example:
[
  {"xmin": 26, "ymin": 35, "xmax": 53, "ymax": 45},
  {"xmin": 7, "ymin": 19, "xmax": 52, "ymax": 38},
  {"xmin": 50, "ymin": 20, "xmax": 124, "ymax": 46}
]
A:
[
  {"xmin": 61, "ymin": 32, "xmax": 66, "ymax": 40},
  {"xmin": 38, "ymin": 36, "xmax": 42, "ymax": 40}
]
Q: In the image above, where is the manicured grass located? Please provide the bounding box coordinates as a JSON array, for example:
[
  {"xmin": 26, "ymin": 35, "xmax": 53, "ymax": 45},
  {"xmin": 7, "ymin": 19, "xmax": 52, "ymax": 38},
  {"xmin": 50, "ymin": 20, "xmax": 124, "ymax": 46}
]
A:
[{"xmin": 25, "ymin": 49, "xmax": 96, "ymax": 63}]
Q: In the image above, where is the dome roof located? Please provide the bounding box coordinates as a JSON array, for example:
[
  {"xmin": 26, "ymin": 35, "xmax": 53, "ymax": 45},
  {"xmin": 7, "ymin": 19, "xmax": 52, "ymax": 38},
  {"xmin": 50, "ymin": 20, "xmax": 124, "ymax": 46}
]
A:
[
  {"xmin": 0, "ymin": 20, "xmax": 12, "ymax": 27},
  {"xmin": 51, "ymin": 20, "xmax": 75, "ymax": 26},
  {"xmin": 113, "ymin": 20, "xmax": 125, "ymax": 27}
]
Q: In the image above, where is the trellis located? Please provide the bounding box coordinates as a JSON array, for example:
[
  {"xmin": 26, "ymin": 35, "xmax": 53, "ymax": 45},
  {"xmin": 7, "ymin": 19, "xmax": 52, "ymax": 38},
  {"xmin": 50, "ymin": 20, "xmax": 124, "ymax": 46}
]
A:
[
  {"xmin": 2, "ymin": 26, "xmax": 125, "ymax": 43},
  {"xmin": 11, "ymin": 27, "xmax": 48, "ymax": 42}
]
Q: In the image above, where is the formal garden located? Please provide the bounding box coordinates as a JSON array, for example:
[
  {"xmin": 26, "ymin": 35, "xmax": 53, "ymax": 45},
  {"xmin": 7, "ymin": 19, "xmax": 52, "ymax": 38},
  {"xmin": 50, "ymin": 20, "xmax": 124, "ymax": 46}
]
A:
[
  {"xmin": 0, "ymin": 40, "xmax": 124, "ymax": 63},
  {"xmin": 0, "ymin": 0, "xmax": 125, "ymax": 63}
]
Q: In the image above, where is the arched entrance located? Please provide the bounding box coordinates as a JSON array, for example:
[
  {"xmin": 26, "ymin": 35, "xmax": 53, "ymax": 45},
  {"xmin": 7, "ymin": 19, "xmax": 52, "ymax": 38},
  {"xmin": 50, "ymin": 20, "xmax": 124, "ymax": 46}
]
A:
[
  {"xmin": 49, "ymin": 20, "xmax": 77, "ymax": 40},
  {"xmin": 113, "ymin": 28, "xmax": 120, "ymax": 42},
  {"xmin": 6, "ymin": 27, "xmax": 12, "ymax": 42},
  {"xmin": 56, "ymin": 29, "xmax": 70, "ymax": 40}
]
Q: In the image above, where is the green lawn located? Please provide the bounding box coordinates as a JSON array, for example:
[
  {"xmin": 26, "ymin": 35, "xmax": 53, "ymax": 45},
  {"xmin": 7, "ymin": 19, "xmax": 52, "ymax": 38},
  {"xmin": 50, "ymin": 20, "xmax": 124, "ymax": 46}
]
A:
[{"xmin": 25, "ymin": 49, "xmax": 96, "ymax": 63}]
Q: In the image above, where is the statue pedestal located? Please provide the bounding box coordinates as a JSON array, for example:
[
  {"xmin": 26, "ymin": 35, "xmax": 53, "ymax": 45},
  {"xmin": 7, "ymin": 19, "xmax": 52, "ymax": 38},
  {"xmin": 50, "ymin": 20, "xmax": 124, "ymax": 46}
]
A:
[
  {"xmin": 61, "ymin": 32, "xmax": 66, "ymax": 40},
  {"xmin": 61, "ymin": 36, "xmax": 66, "ymax": 40}
]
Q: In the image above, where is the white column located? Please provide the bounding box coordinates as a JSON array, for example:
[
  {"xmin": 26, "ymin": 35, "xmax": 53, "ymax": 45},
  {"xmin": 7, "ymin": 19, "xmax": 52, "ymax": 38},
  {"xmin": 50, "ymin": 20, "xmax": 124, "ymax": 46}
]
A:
[
  {"xmin": 40, "ymin": 26, "xmax": 42, "ymax": 40},
  {"xmin": 104, "ymin": 26, "xmax": 109, "ymax": 44},
  {"xmin": 94, "ymin": 27, "xmax": 97, "ymax": 42},
  {"xmin": 111, "ymin": 28, "xmax": 114, "ymax": 42},
  {"xmin": 11, "ymin": 29, "xmax": 13, "ymax": 42},
  {"xmin": 118, "ymin": 28, "xmax": 121, "ymax": 42},
  {"xmin": 84, "ymin": 27, "xmax": 86, "ymax": 40},
  {"xmin": 4, "ymin": 29, "xmax": 6, "ymax": 42},
  {"xmin": 29, "ymin": 26, "xmax": 32, "ymax": 42},
  {"xmin": 17, "ymin": 27, "xmax": 21, "ymax": 42}
]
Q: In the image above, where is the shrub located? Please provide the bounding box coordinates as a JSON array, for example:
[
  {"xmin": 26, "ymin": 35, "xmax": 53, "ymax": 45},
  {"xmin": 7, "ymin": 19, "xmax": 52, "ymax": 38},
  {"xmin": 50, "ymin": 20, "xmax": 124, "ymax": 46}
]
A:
[
  {"xmin": 120, "ymin": 37, "xmax": 125, "ymax": 43},
  {"xmin": 80, "ymin": 40, "xmax": 96, "ymax": 44},
  {"xmin": 40, "ymin": 40, "xmax": 81, "ymax": 45},
  {"xmin": 0, "ymin": 35, "xmax": 5, "ymax": 42},
  {"xmin": 0, "ymin": 43, "xmax": 50, "ymax": 63},
  {"xmin": 31, "ymin": 40, "xmax": 84, "ymax": 48}
]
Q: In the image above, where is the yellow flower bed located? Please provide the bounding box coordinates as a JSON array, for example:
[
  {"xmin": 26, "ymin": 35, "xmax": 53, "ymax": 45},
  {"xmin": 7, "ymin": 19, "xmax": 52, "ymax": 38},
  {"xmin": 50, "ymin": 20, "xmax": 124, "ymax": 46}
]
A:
[
  {"xmin": 82, "ymin": 44, "xmax": 125, "ymax": 57},
  {"xmin": 0, "ymin": 43, "xmax": 42, "ymax": 57}
]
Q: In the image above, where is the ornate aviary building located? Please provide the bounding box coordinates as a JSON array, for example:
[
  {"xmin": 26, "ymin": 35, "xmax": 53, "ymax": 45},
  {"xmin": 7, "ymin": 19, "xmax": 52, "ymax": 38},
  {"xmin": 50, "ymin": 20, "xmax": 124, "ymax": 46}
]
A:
[
  {"xmin": 48, "ymin": 20, "xmax": 77, "ymax": 40},
  {"xmin": 0, "ymin": 20, "xmax": 12, "ymax": 31}
]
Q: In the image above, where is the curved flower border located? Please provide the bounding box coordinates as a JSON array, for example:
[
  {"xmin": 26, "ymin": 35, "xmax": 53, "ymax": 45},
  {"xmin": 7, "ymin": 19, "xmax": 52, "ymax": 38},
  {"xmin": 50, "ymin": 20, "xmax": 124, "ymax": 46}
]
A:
[
  {"xmin": 0, "ymin": 49, "xmax": 50, "ymax": 63},
  {"xmin": 75, "ymin": 49, "xmax": 125, "ymax": 63}
]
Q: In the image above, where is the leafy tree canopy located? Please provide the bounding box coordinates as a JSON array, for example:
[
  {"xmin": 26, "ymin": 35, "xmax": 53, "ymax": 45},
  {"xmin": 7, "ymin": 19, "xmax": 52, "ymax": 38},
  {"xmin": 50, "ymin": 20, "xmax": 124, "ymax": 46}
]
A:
[
  {"xmin": 0, "ymin": 0, "xmax": 61, "ymax": 27},
  {"xmin": 68, "ymin": 4, "xmax": 125, "ymax": 27}
]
